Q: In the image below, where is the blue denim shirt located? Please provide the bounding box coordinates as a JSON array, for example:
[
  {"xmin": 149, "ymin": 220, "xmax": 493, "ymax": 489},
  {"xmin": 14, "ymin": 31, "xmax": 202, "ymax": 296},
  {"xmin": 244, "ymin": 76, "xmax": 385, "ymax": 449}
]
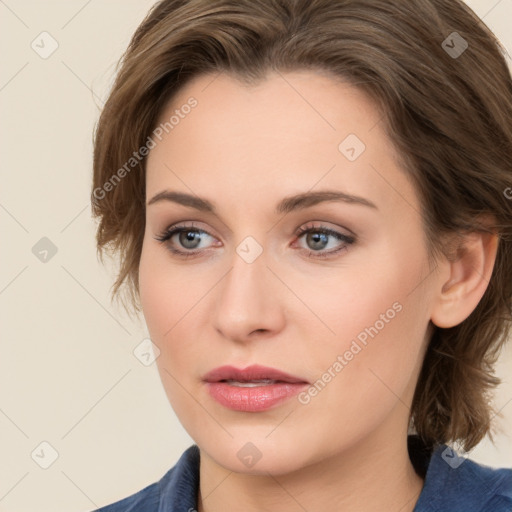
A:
[{"xmin": 92, "ymin": 437, "xmax": 512, "ymax": 512}]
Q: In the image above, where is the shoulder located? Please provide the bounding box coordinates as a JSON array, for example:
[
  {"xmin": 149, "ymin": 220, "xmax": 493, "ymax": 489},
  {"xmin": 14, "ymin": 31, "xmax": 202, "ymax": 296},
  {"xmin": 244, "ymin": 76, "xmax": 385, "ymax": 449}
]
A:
[
  {"xmin": 90, "ymin": 445, "xmax": 200, "ymax": 512},
  {"xmin": 414, "ymin": 443, "xmax": 512, "ymax": 512},
  {"xmin": 93, "ymin": 481, "xmax": 159, "ymax": 512}
]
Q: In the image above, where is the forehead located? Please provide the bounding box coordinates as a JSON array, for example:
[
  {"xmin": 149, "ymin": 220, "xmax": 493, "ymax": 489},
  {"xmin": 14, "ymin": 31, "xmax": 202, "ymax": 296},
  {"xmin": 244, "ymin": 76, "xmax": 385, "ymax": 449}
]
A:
[
  {"xmin": 145, "ymin": 70, "xmax": 419, "ymax": 218},
  {"xmin": 152, "ymin": 70, "xmax": 382, "ymax": 151}
]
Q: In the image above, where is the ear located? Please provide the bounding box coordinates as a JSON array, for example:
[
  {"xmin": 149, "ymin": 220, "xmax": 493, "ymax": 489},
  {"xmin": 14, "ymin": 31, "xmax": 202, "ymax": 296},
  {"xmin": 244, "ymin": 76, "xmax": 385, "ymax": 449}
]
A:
[{"xmin": 430, "ymin": 227, "xmax": 499, "ymax": 329}]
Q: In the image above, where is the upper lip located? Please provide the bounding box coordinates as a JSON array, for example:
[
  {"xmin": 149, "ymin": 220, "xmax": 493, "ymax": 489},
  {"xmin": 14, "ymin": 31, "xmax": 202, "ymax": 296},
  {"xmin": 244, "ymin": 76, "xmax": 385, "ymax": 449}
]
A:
[{"xmin": 203, "ymin": 364, "xmax": 309, "ymax": 384}]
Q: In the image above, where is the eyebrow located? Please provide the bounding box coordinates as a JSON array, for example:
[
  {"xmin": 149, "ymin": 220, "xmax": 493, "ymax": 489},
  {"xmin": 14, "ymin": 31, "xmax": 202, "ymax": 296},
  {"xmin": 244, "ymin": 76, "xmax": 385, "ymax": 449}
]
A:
[{"xmin": 147, "ymin": 189, "xmax": 378, "ymax": 214}]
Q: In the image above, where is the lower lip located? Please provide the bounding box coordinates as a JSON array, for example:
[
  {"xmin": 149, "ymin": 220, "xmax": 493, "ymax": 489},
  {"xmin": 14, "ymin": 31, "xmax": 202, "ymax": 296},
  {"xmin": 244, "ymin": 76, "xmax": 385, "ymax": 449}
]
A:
[{"xmin": 206, "ymin": 382, "xmax": 308, "ymax": 412}]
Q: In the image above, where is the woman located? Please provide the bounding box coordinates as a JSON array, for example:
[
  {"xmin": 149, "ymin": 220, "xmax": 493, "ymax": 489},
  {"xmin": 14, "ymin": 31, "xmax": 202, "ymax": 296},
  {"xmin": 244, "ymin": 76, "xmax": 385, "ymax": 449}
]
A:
[{"xmin": 90, "ymin": 0, "xmax": 512, "ymax": 510}]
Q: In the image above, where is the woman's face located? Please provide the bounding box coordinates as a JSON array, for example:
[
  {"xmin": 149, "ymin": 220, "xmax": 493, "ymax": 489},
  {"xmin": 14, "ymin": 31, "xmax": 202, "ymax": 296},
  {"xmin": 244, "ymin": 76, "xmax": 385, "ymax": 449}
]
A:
[{"xmin": 139, "ymin": 70, "xmax": 437, "ymax": 474}]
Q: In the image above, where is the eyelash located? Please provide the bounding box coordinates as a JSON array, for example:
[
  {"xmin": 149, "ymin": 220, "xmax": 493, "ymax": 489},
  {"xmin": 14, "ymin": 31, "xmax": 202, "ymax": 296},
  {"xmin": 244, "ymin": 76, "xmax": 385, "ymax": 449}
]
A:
[{"xmin": 154, "ymin": 222, "xmax": 356, "ymax": 260}]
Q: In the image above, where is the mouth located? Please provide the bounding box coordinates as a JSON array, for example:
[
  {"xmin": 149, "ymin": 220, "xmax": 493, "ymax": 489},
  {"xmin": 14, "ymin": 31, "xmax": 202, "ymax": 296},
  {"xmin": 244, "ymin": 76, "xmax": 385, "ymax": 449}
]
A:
[{"xmin": 203, "ymin": 364, "xmax": 309, "ymax": 412}]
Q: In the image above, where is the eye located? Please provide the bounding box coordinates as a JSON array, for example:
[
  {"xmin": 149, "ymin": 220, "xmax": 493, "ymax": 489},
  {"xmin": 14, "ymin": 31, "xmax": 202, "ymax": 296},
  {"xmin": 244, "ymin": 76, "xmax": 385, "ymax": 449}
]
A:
[
  {"xmin": 154, "ymin": 222, "xmax": 218, "ymax": 257},
  {"xmin": 294, "ymin": 223, "xmax": 355, "ymax": 259},
  {"xmin": 154, "ymin": 221, "xmax": 356, "ymax": 259}
]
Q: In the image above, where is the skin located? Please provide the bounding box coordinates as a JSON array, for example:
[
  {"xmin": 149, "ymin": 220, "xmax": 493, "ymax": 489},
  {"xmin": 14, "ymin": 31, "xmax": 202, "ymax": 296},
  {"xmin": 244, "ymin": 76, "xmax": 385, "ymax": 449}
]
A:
[{"xmin": 138, "ymin": 70, "xmax": 497, "ymax": 512}]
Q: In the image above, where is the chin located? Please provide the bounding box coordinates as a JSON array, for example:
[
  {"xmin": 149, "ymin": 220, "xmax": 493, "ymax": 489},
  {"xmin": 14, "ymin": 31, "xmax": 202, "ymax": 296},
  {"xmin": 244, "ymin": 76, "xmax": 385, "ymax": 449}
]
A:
[{"xmin": 196, "ymin": 431, "xmax": 322, "ymax": 476}]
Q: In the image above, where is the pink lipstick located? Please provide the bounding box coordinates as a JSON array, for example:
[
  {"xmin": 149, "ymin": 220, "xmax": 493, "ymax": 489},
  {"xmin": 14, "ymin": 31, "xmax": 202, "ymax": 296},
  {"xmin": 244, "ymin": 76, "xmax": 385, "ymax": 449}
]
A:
[{"xmin": 203, "ymin": 364, "xmax": 309, "ymax": 412}]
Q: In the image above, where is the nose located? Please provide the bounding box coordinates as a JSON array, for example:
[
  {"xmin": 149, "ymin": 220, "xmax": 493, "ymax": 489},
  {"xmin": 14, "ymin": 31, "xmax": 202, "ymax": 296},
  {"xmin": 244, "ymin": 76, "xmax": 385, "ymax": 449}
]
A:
[{"xmin": 213, "ymin": 245, "xmax": 286, "ymax": 344}]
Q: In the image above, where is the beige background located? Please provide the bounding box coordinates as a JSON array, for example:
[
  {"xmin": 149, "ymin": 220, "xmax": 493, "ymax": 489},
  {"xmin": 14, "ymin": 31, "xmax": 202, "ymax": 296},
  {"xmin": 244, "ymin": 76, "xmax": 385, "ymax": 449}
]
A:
[{"xmin": 1, "ymin": 1, "xmax": 511, "ymax": 510}]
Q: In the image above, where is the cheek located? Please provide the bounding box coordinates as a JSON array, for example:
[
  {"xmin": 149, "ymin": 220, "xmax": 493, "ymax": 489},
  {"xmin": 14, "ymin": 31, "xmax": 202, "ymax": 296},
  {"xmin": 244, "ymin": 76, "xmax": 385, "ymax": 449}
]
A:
[
  {"xmin": 138, "ymin": 240, "xmax": 217, "ymax": 387},
  {"xmin": 299, "ymin": 246, "xmax": 431, "ymax": 420},
  {"xmin": 292, "ymin": 238, "xmax": 426, "ymax": 351},
  {"xmin": 308, "ymin": 305, "xmax": 427, "ymax": 446},
  {"xmin": 139, "ymin": 242, "xmax": 198, "ymax": 341},
  {"xmin": 138, "ymin": 244, "xmax": 205, "ymax": 416}
]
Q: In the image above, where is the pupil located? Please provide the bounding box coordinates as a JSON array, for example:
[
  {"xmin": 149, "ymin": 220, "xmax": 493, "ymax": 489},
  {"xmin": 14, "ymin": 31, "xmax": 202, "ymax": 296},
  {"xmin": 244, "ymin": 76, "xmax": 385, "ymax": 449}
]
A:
[
  {"xmin": 308, "ymin": 232, "xmax": 327, "ymax": 250},
  {"xmin": 180, "ymin": 231, "xmax": 201, "ymax": 249}
]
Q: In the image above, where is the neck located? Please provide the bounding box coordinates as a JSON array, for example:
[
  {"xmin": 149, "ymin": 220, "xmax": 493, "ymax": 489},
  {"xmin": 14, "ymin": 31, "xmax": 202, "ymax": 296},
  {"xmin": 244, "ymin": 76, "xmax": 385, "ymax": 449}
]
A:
[{"xmin": 197, "ymin": 426, "xmax": 424, "ymax": 512}]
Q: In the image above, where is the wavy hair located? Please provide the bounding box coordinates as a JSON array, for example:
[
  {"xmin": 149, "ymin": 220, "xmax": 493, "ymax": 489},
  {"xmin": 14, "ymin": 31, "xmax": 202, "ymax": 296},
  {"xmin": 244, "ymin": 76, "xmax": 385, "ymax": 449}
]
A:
[{"xmin": 91, "ymin": 0, "xmax": 512, "ymax": 452}]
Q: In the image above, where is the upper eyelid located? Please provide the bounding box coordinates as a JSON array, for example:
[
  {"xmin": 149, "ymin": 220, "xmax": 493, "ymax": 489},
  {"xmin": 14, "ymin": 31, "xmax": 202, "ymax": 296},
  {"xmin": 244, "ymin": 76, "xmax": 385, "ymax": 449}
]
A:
[
  {"xmin": 165, "ymin": 222, "xmax": 216, "ymax": 238},
  {"xmin": 296, "ymin": 222, "xmax": 356, "ymax": 238},
  {"xmin": 161, "ymin": 222, "xmax": 352, "ymax": 239}
]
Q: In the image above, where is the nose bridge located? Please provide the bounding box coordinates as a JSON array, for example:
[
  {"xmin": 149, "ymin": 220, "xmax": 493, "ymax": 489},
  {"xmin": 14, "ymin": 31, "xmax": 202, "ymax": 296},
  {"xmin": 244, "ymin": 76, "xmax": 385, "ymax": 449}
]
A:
[
  {"xmin": 221, "ymin": 240, "xmax": 269, "ymax": 315},
  {"xmin": 213, "ymin": 237, "xmax": 283, "ymax": 340}
]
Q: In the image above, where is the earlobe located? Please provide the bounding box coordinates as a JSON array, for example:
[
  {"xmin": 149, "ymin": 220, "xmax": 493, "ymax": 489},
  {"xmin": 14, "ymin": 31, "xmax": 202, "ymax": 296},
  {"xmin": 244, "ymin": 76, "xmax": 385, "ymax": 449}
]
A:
[{"xmin": 430, "ymin": 230, "xmax": 499, "ymax": 329}]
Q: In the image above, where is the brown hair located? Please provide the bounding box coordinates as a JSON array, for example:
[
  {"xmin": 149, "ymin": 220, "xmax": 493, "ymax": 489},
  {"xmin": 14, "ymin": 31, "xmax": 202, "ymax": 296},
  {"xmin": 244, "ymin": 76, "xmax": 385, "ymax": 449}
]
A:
[{"xmin": 91, "ymin": 0, "xmax": 512, "ymax": 452}]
